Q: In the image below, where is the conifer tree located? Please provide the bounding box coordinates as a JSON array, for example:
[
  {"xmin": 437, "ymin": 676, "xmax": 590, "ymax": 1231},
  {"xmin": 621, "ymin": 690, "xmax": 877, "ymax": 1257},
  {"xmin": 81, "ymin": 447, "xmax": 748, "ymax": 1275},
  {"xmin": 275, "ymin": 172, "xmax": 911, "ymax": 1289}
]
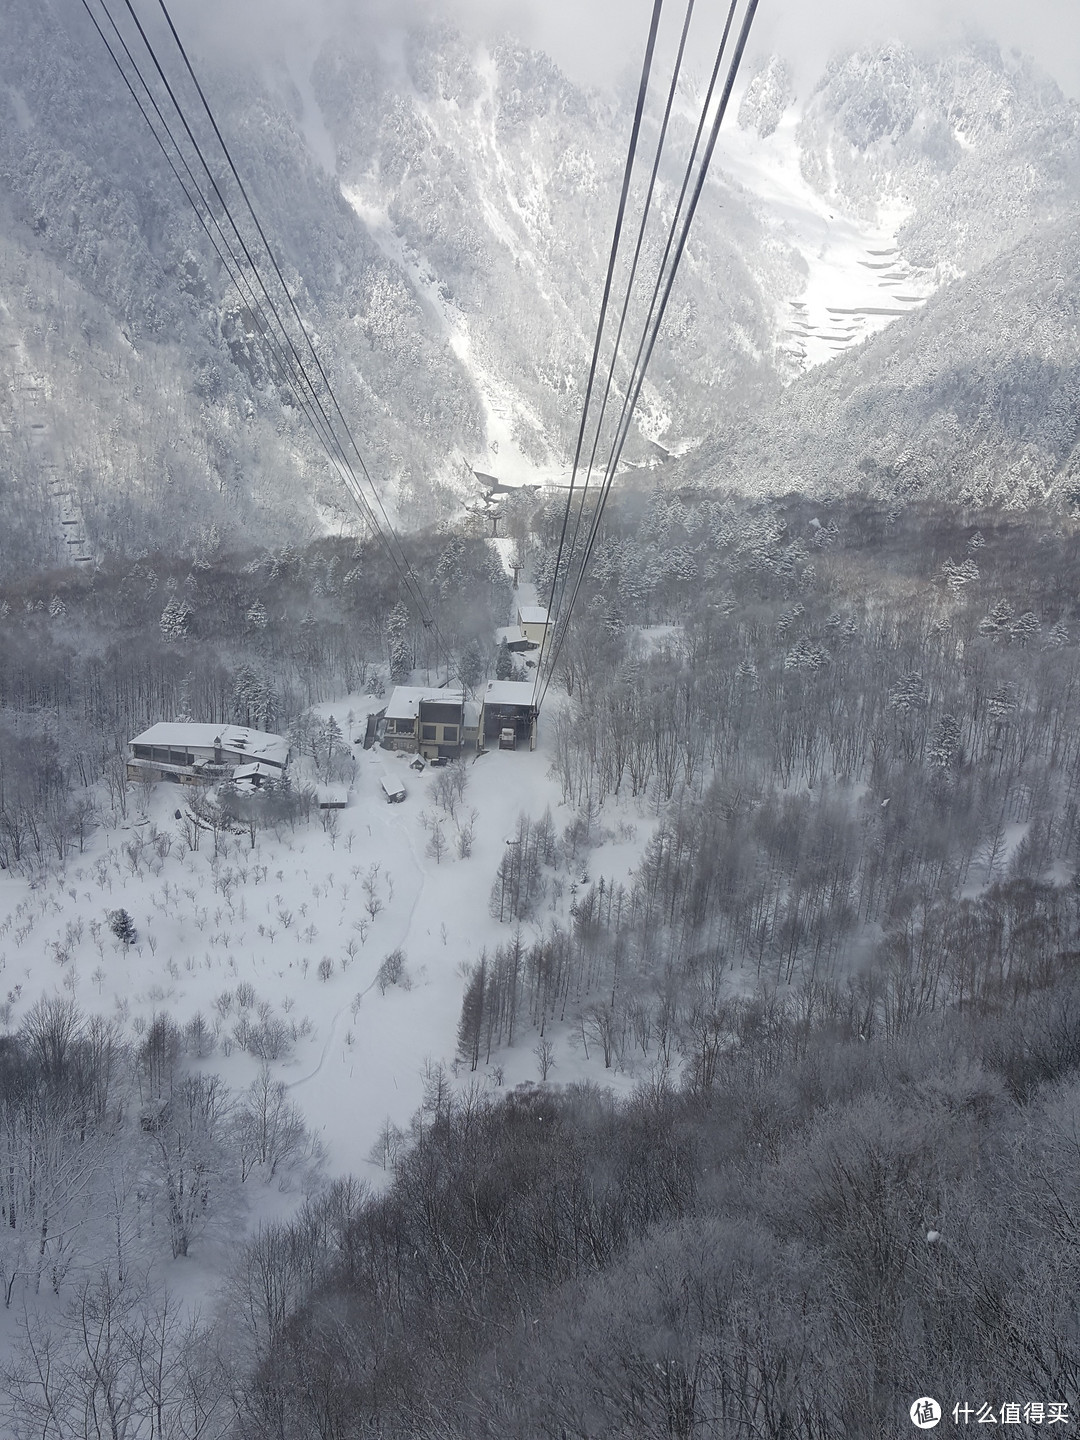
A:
[
  {"xmin": 108, "ymin": 908, "xmax": 137, "ymax": 949},
  {"xmin": 457, "ymin": 957, "xmax": 486, "ymax": 1072}
]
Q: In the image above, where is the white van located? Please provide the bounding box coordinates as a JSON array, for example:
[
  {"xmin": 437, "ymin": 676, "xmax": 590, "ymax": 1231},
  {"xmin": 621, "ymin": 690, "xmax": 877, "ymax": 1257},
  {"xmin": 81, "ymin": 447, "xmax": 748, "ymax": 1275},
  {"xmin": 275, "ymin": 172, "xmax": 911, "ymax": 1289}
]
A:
[{"xmin": 381, "ymin": 776, "xmax": 407, "ymax": 804}]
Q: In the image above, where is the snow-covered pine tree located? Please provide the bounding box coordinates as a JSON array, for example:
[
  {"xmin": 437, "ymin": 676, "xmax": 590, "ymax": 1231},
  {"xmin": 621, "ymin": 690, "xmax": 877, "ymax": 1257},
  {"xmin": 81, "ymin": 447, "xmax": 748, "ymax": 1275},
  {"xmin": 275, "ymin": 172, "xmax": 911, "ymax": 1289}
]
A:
[
  {"xmin": 159, "ymin": 596, "xmax": 189, "ymax": 641},
  {"xmin": 108, "ymin": 908, "xmax": 137, "ymax": 948},
  {"xmin": 386, "ymin": 602, "xmax": 412, "ymax": 683}
]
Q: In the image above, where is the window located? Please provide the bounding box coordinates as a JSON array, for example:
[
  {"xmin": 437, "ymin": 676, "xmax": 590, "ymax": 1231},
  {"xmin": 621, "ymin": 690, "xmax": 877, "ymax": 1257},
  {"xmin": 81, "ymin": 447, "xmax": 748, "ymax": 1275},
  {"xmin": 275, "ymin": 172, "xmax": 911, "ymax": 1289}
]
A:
[
  {"xmin": 133, "ymin": 744, "xmax": 152, "ymax": 759},
  {"xmin": 442, "ymin": 726, "xmax": 458, "ymax": 742},
  {"xmin": 421, "ymin": 724, "xmax": 437, "ymax": 741}
]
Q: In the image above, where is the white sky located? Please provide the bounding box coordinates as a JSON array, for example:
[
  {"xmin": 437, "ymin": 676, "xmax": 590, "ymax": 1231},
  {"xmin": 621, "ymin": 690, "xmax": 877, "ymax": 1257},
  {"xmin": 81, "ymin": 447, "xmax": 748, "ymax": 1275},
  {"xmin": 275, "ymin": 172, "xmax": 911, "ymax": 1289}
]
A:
[
  {"xmin": 170, "ymin": 0, "xmax": 1080, "ymax": 99},
  {"xmin": 527, "ymin": 0, "xmax": 1080, "ymax": 98}
]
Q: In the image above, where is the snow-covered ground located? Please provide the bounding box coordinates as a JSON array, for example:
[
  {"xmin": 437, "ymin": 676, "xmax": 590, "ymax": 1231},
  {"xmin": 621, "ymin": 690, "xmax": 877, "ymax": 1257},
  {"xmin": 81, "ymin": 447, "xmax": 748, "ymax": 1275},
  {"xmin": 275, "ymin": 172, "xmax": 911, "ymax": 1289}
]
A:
[
  {"xmin": 716, "ymin": 112, "xmax": 939, "ymax": 368},
  {"xmin": 0, "ymin": 695, "xmax": 650, "ymax": 1188}
]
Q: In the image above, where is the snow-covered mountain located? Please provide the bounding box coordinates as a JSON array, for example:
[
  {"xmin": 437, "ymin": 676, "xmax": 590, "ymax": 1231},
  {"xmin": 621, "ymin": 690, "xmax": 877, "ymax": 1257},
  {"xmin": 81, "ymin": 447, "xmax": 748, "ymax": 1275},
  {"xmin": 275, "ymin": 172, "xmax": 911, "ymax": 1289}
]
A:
[
  {"xmin": 725, "ymin": 46, "xmax": 1080, "ymax": 367},
  {"xmin": 1, "ymin": 0, "xmax": 1077, "ymax": 574},
  {"xmin": 682, "ymin": 208, "xmax": 1080, "ymax": 508},
  {"xmin": 669, "ymin": 47, "xmax": 1080, "ymax": 507}
]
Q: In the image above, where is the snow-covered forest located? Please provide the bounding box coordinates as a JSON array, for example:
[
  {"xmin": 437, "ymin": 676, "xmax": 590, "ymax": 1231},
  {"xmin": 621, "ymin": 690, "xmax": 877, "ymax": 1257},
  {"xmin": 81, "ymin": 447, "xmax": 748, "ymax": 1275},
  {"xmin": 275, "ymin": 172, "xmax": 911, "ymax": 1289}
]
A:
[
  {"xmin": 4, "ymin": 0, "xmax": 1080, "ymax": 1431},
  {"xmin": 3, "ymin": 485, "xmax": 1080, "ymax": 1433}
]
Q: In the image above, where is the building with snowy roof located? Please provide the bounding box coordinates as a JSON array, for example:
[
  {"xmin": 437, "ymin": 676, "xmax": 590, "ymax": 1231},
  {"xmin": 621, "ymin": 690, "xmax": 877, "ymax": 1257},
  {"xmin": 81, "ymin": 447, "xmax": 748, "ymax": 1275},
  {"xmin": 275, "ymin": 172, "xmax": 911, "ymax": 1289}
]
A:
[
  {"xmin": 480, "ymin": 680, "xmax": 537, "ymax": 750},
  {"xmin": 495, "ymin": 624, "xmax": 532, "ymax": 653},
  {"xmin": 516, "ymin": 604, "xmax": 551, "ymax": 652},
  {"xmin": 380, "ymin": 687, "xmax": 467, "ymax": 760},
  {"xmin": 127, "ymin": 722, "xmax": 289, "ymax": 785},
  {"xmin": 232, "ymin": 761, "xmax": 276, "ymax": 790}
]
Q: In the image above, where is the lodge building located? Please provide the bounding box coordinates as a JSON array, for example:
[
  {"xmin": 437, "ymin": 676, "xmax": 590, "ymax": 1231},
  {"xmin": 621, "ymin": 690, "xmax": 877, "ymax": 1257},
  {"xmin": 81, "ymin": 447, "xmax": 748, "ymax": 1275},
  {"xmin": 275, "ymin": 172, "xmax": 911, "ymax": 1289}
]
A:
[{"xmin": 127, "ymin": 722, "xmax": 289, "ymax": 785}]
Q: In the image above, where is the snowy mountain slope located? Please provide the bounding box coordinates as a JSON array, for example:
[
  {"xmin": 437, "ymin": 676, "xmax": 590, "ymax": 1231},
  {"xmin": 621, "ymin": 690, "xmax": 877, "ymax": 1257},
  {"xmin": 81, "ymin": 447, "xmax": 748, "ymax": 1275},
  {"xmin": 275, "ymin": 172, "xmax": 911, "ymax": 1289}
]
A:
[
  {"xmin": 719, "ymin": 46, "xmax": 1080, "ymax": 375},
  {"xmin": 683, "ymin": 209, "xmax": 1080, "ymax": 507},
  {"xmin": 797, "ymin": 42, "xmax": 1080, "ymax": 272},
  {"xmin": 720, "ymin": 104, "xmax": 937, "ymax": 369},
  {"xmin": 2, "ymin": 1, "xmax": 1079, "ymax": 571},
  {"xmin": 314, "ymin": 25, "xmax": 786, "ymax": 485}
]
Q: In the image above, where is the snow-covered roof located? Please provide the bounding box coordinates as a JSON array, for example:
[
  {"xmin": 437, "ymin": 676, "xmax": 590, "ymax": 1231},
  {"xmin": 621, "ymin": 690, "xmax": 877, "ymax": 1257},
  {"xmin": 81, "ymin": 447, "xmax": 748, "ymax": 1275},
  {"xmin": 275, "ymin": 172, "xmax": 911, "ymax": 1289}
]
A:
[
  {"xmin": 384, "ymin": 686, "xmax": 463, "ymax": 722},
  {"xmin": 496, "ymin": 625, "xmax": 527, "ymax": 646},
  {"xmin": 316, "ymin": 784, "xmax": 349, "ymax": 807},
  {"xmin": 483, "ymin": 680, "xmax": 536, "ymax": 708},
  {"xmin": 130, "ymin": 722, "xmax": 289, "ymax": 767},
  {"xmin": 232, "ymin": 762, "xmax": 272, "ymax": 782},
  {"xmin": 517, "ymin": 605, "xmax": 550, "ymax": 626},
  {"xmin": 384, "ymin": 689, "xmax": 423, "ymax": 722}
]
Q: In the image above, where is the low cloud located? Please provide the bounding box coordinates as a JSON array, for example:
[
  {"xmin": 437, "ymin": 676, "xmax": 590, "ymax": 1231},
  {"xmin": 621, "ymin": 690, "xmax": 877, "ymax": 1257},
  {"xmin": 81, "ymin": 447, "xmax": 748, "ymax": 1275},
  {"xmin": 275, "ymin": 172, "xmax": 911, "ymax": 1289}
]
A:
[
  {"xmin": 167, "ymin": 0, "xmax": 1080, "ymax": 98},
  {"xmin": 752, "ymin": 0, "xmax": 1080, "ymax": 99}
]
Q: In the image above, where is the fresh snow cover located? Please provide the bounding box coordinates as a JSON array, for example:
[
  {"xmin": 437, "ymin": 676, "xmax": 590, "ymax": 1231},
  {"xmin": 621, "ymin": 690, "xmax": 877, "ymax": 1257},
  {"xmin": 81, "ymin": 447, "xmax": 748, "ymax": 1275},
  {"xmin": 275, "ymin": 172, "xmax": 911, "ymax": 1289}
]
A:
[
  {"xmin": 0, "ymin": 695, "xmax": 649, "ymax": 1209},
  {"xmin": 716, "ymin": 110, "xmax": 940, "ymax": 369},
  {"xmin": 383, "ymin": 685, "xmax": 461, "ymax": 721},
  {"xmin": 517, "ymin": 604, "xmax": 550, "ymax": 626},
  {"xmin": 489, "ymin": 535, "xmax": 518, "ymax": 577},
  {"xmin": 482, "ymin": 679, "xmax": 537, "ymax": 705},
  {"xmin": 130, "ymin": 721, "xmax": 289, "ymax": 767},
  {"xmin": 283, "ymin": 50, "xmax": 338, "ymax": 176},
  {"xmin": 233, "ymin": 761, "xmax": 277, "ymax": 786},
  {"xmin": 5, "ymin": 328, "xmax": 95, "ymax": 565}
]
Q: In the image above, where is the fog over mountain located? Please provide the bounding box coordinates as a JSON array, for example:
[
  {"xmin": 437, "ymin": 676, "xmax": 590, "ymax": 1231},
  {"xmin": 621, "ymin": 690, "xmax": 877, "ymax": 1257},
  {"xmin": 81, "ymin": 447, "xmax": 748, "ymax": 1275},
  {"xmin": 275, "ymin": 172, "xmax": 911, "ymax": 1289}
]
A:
[
  {"xmin": 1, "ymin": 0, "xmax": 1077, "ymax": 577},
  {"xmin": 172, "ymin": 0, "xmax": 1080, "ymax": 98}
]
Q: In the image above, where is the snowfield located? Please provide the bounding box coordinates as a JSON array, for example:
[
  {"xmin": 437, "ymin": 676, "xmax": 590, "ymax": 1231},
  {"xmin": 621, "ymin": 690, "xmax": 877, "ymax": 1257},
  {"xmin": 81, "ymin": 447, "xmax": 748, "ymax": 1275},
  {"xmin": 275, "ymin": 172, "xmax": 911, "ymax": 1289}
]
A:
[
  {"xmin": 716, "ymin": 111, "xmax": 939, "ymax": 368},
  {"xmin": 0, "ymin": 697, "xmax": 651, "ymax": 1187}
]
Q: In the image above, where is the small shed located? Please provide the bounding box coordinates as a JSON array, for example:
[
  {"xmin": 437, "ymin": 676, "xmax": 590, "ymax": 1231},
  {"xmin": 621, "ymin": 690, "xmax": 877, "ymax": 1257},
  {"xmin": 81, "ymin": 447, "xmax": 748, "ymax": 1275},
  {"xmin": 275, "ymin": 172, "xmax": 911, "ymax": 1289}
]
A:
[
  {"xmin": 232, "ymin": 762, "xmax": 273, "ymax": 791},
  {"xmin": 496, "ymin": 624, "xmax": 533, "ymax": 653},
  {"xmin": 316, "ymin": 784, "xmax": 349, "ymax": 809}
]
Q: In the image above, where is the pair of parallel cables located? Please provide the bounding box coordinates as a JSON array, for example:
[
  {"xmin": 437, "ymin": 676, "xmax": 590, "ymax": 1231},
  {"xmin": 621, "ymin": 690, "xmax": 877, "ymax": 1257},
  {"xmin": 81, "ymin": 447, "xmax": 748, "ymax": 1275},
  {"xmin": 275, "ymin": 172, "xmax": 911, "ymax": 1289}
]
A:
[
  {"xmin": 533, "ymin": 0, "xmax": 761, "ymax": 714},
  {"xmin": 80, "ymin": 0, "xmax": 453, "ymax": 669}
]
